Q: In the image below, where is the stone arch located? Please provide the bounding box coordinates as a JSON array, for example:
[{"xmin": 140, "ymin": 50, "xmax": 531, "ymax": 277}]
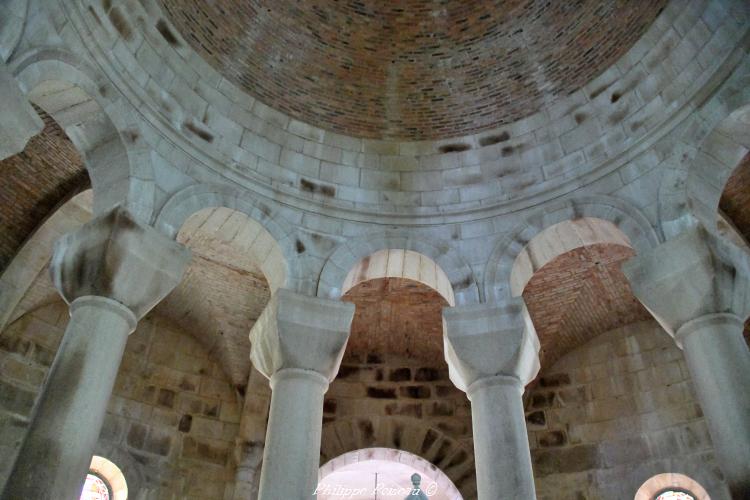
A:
[
  {"xmin": 11, "ymin": 47, "xmax": 156, "ymax": 222},
  {"xmin": 0, "ymin": 0, "xmax": 27, "ymax": 61},
  {"xmin": 686, "ymin": 104, "xmax": 750, "ymax": 234},
  {"xmin": 318, "ymin": 448, "xmax": 462, "ymax": 500},
  {"xmin": 155, "ymin": 183, "xmax": 294, "ymax": 293},
  {"xmin": 318, "ymin": 232, "xmax": 479, "ymax": 305},
  {"xmin": 658, "ymin": 59, "xmax": 750, "ymax": 240},
  {"xmin": 320, "ymin": 417, "xmax": 475, "ymax": 497},
  {"xmin": 341, "ymin": 249, "xmax": 455, "ymax": 306},
  {"xmin": 484, "ymin": 195, "xmax": 660, "ymax": 303}
]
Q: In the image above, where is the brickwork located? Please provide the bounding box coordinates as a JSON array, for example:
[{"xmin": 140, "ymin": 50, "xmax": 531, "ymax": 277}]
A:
[
  {"xmin": 0, "ymin": 301, "xmax": 242, "ymax": 499},
  {"xmin": 342, "ymin": 278, "xmax": 448, "ymax": 362},
  {"xmin": 159, "ymin": 0, "xmax": 666, "ymax": 140},
  {"xmin": 527, "ymin": 321, "xmax": 729, "ymax": 499},
  {"xmin": 523, "ymin": 243, "xmax": 652, "ymax": 368},
  {"xmin": 0, "ymin": 107, "xmax": 88, "ymax": 273}
]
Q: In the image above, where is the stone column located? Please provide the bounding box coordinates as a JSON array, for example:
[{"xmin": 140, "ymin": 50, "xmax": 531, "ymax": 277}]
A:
[
  {"xmin": 0, "ymin": 207, "xmax": 190, "ymax": 500},
  {"xmin": 0, "ymin": 61, "xmax": 43, "ymax": 159},
  {"xmin": 623, "ymin": 225, "xmax": 750, "ymax": 498},
  {"xmin": 249, "ymin": 290, "xmax": 354, "ymax": 500},
  {"xmin": 443, "ymin": 300, "xmax": 541, "ymax": 500}
]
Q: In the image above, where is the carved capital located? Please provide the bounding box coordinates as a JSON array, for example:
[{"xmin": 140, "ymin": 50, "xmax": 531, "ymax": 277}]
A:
[
  {"xmin": 249, "ymin": 289, "xmax": 355, "ymax": 382},
  {"xmin": 442, "ymin": 298, "xmax": 540, "ymax": 391},
  {"xmin": 50, "ymin": 206, "xmax": 191, "ymax": 320},
  {"xmin": 622, "ymin": 225, "xmax": 750, "ymax": 338}
]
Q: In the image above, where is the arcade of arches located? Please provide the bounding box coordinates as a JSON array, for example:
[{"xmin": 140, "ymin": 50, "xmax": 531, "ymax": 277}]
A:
[{"xmin": 0, "ymin": 1, "xmax": 749, "ymax": 499}]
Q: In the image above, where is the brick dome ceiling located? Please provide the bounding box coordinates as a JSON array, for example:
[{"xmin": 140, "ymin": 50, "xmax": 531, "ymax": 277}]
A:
[{"xmin": 158, "ymin": 0, "xmax": 667, "ymax": 140}]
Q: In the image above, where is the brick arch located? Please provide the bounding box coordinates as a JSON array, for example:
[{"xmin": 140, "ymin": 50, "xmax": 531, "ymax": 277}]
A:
[
  {"xmin": 318, "ymin": 232, "xmax": 479, "ymax": 306},
  {"xmin": 320, "ymin": 417, "xmax": 475, "ymax": 498},
  {"xmin": 12, "ymin": 47, "xmax": 156, "ymax": 223},
  {"xmin": 155, "ymin": 183, "xmax": 293, "ymax": 293},
  {"xmin": 484, "ymin": 195, "xmax": 660, "ymax": 303}
]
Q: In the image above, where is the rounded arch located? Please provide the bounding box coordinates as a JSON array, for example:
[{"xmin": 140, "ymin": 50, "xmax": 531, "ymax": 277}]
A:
[
  {"xmin": 342, "ymin": 249, "xmax": 455, "ymax": 306},
  {"xmin": 509, "ymin": 217, "xmax": 635, "ymax": 297},
  {"xmin": 320, "ymin": 418, "xmax": 475, "ymax": 498},
  {"xmin": 634, "ymin": 473, "xmax": 710, "ymax": 500},
  {"xmin": 318, "ymin": 232, "xmax": 479, "ymax": 306},
  {"xmin": 155, "ymin": 183, "xmax": 294, "ymax": 292},
  {"xmin": 11, "ymin": 47, "xmax": 155, "ymax": 223},
  {"xmin": 485, "ymin": 195, "xmax": 660, "ymax": 303},
  {"xmin": 318, "ymin": 448, "xmax": 462, "ymax": 500},
  {"xmin": 686, "ymin": 104, "xmax": 750, "ymax": 234}
]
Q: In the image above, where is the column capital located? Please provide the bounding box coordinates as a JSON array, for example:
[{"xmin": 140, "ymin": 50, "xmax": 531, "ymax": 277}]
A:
[
  {"xmin": 442, "ymin": 298, "xmax": 540, "ymax": 392},
  {"xmin": 50, "ymin": 205, "xmax": 191, "ymax": 320},
  {"xmin": 622, "ymin": 224, "xmax": 750, "ymax": 340},
  {"xmin": 249, "ymin": 289, "xmax": 355, "ymax": 382}
]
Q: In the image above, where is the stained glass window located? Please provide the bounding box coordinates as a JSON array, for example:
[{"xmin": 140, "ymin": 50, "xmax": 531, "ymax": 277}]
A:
[
  {"xmin": 655, "ymin": 491, "xmax": 695, "ymax": 500},
  {"xmin": 80, "ymin": 473, "xmax": 111, "ymax": 500}
]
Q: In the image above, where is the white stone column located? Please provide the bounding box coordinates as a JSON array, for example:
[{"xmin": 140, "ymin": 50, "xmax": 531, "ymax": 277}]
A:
[
  {"xmin": 443, "ymin": 300, "xmax": 540, "ymax": 500},
  {"xmin": 0, "ymin": 61, "xmax": 42, "ymax": 160},
  {"xmin": 0, "ymin": 207, "xmax": 190, "ymax": 500},
  {"xmin": 623, "ymin": 225, "xmax": 750, "ymax": 498},
  {"xmin": 249, "ymin": 290, "xmax": 354, "ymax": 500}
]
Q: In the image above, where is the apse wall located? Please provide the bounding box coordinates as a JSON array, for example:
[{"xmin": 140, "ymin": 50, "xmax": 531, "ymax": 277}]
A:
[
  {"xmin": 0, "ymin": 301, "xmax": 241, "ymax": 499},
  {"xmin": 527, "ymin": 320, "xmax": 729, "ymax": 500}
]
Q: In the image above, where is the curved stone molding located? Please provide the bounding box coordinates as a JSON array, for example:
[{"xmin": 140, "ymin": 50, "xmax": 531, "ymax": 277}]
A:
[
  {"xmin": 11, "ymin": 47, "xmax": 156, "ymax": 223},
  {"xmin": 0, "ymin": 0, "xmax": 27, "ymax": 62},
  {"xmin": 318, "ymin": 232, "xmax": 480, "ymax": 306},
  {"xmin": 484, "ymin": 195, "xmax": 661, "ymax": 303},
  {"xmin": 154, "ymin": 182, "xmax": 294, "ymax": 291},
  {"xmin": 50, "ymin": 0, "xmax": 750, "ymax": 222},
  {"xmin": 687, "ymin": 104, "xmax": 750, "ymax": 232},
  {"xmin": 659, "ymin": 52, "xmax": 750, "ymax": 239}
]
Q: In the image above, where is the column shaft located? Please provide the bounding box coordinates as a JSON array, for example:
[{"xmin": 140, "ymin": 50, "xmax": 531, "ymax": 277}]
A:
[
  {"xmin": 678, "ymin": 313, "xmax": 750, "ymax": 497},
  {"xmin": 1, "ymin": 296, "xmax": 135, "ymax": 500},
  {"xmin": 257, "ymin": 368, "xmax": 328, "ymax": 500},
  {"xmin": 467, "ymin": 375, "xmax": 536, "ymax": 500}
]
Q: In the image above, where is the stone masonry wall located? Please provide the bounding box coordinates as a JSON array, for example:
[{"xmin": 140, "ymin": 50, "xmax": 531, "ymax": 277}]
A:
[
  {"xmin": 526, "ymin": 320, "xmax": 730, "ymax": 500},
  {"xmin": 0, "ymin": 301, "xmax": 241, "ymax": 500}
]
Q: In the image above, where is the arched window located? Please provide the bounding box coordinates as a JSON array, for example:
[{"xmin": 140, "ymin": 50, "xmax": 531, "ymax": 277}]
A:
[
  {"xmin": 81, "ymin": 456, "xmax": 128, "ymax": 500},
  {"xmin": 635, "ymin": 473, "xmax": 709, "ymax": 500},
  {"xmin": 655, "ymin": 490, "xmax": 696, "ymax": 500}
]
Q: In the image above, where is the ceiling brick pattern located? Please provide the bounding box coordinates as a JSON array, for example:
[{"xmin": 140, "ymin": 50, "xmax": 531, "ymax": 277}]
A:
[
  {"xmin": 343, "ymin": 278, "xmax": 448, "ymax": 362},
  {"xmin": 522, "ymin": 243, "xmax": 652, "ymax": 369},
  {"xmin": 159, "ymin": 0, "xmax": 666, "ymax": 140},
  {"xmin": 719, "ymin": 152, "xmax": 750, "ymax": 342},
  {"xmin": 0, "ymin": 107, "xmax": 88, "ymax": 273}
]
